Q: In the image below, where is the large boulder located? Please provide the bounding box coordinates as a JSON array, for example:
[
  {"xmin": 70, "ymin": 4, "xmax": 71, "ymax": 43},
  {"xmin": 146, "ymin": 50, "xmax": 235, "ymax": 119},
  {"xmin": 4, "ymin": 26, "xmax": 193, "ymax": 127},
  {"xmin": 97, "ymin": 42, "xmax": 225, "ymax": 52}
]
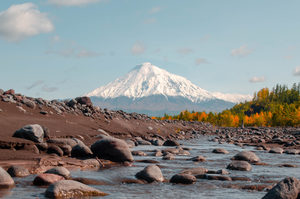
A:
[
  {"xmin": 7, "ymin": 165, "xmax": 30, "ymax": 177},
  {"xmin": 0, "ymin": 167, "xmax": 14, "ymax": 188},
  {"xmin": 227, "ymin": 161, "xmax": 252, "ymax": 171},
  {"xmin": 45, "ymin": 180, "xmax": 108, "ymax": 198},
  {"xmin": 262, "ymin": 177, "xmax": 300, "ymax": 199},
  {"xmin": 45, "ymin": 167, "xmax": 70, "ymax": 179},
  {"xmin": 33, "ymin": 173, "xmax": 64, "ymax": 186},
  {"xmin": 91, "ymin": 137, "xmax": 133, "ymax": 162},
  {"xmin": 135, "ymin": 165, "xmax": 164, "ymax": 183},
  {"xmin": 170, "ymin": 174, "xmax": 196, "ymax": 184},
  {"xmin": 232, "ymin": 151, "xmax": 260, "ymax": 163},
  {"xmin": 13, "ymin": 124, "xmax": 44, "ymax": 143}
]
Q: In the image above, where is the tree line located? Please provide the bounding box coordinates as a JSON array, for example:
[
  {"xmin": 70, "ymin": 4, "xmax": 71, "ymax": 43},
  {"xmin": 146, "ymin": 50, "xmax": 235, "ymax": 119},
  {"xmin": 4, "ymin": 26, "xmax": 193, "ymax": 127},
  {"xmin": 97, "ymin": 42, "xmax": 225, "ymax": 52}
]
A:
[{"xmin": 152, "ymin": 83, "xmax": 300, "ymax": 127}]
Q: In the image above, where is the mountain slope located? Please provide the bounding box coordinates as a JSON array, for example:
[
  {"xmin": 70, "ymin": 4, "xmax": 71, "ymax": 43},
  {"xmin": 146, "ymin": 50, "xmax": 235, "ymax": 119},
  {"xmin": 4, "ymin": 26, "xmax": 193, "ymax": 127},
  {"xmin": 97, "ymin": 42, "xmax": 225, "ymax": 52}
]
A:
[
  {"xmin": 86, "ymin": 63, "xmax": 251, "ymax": 116},
  {"xmin": 87, "ymin": 62, "xmax": 215, "ymax": 102}
]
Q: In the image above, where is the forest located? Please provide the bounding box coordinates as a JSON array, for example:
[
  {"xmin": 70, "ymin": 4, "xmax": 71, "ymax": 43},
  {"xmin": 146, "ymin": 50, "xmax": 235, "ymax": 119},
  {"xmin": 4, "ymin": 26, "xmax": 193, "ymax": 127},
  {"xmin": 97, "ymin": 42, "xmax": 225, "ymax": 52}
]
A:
[{"xmin": 153, "ymin": 83, "xmax": 300, "ymax": 127}]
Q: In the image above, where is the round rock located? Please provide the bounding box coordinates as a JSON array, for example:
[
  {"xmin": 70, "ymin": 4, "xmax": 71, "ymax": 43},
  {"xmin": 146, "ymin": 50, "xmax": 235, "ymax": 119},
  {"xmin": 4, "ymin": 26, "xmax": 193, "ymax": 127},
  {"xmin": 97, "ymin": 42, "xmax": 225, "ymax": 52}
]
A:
[
  {"xmin": 0, "ymin": 167, "xmax": 14, "ymax": 188},
  {"xmin": 212, "ymin": 148, "xmax": 229, "ymax": 154},
  {"xmin": 269, "ymin": 147, "xmax": 284, "ymax": 154},
  {"xmin": 13, "ymin": 124, "xmax": 44, "ymax": 143},
  {"xmin": 71, "ymin": 143, "xmax": 93, "ymax": 158},
  {"xmin": 232, "ymin": 151, "xmax": 260, "ymax": 163},
  {"xmin": 262, "ymin": 177, "xmax": 300, "ymax": 199},
  {"xmin": 227, "ymin": 161, "xmax": 252, "ymax": 171},
  {"xmin": 33, "ymin": 173, "xmax": 64, "ymax": 186},
  {"xmin": 135, "ymin": 165, "xmax": 164, "ymax": 183},
  {"xmin": 91, "ymin": 137, "xmax": 134, "ymax": 162},
  {"xmin": 45, "ymin": 180, "xmax": 108, "ymax": 198},
  {"xmin": 7, "ymin": 165, "xmax": 30, "ymax": 177},
  {"xmin": 45, "ymin": 167, "xmax": 70, "ymax": 179},
  {"xmin": 170, "ymin": 174, "xmax": 196, "ymax": 184}
]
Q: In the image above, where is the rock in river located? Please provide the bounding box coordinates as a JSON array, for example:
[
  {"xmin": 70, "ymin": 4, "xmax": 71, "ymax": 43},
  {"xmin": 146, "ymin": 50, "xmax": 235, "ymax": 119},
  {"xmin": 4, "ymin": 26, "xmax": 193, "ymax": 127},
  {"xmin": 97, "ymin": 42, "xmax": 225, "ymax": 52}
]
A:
[
  {"xmin": 227, "ymin": 161, "xmax": 252, "ymax": 171},
  {"xmin": 170, "ymin": 174, "xmax": 196, "ymax": 184},
  {"xmin": 91, "ymin": 137, "xmax": 134, "ymax": 162},
  {"xmin": 262, "ymin": 177, "xmax": 300, "ymax": 199},
  {"xmin": 33, "ymin": 173, "xmax": 64, "ymax": 186},
  {"xmin": 7, "ymin": 165, "xmax": 30, "ymax": 177},
  {"xmin": 232, "ymin": 151, "xmax": 260, "ymax": 163},
  {"xmin": 0, "ymin": 167, "xmax": 14, "ymax": 188},
  {"xmin": 212, "ymin": 148, "xmax": 229, "ymax": 154},
  {"xmin": 135, "ymin": 165, "xmax": 164, "ymax": 183},
  {"xmin": 45, "ymin": 180, "xmax": 108, "ymax": 198}
]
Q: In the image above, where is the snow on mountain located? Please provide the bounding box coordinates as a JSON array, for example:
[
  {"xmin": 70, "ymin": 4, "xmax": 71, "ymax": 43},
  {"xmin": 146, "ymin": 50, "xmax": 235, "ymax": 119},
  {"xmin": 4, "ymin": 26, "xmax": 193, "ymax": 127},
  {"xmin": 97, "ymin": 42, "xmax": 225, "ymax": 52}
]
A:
[
  {"xmin": 212, "ymin": 92, "xmax": 252, "ymax": 103},
  {"xmin": 86, "ymin": 62, "xmax": 251, "ymax": 103}
]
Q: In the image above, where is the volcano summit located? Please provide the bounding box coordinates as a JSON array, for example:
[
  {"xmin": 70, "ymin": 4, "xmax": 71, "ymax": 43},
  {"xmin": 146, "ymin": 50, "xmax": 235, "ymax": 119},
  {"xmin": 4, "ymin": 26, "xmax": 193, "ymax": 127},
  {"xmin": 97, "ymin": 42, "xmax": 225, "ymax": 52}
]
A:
[{"xmin": 86, "ymin": 63, "xmax": 251, "ymax": 116}]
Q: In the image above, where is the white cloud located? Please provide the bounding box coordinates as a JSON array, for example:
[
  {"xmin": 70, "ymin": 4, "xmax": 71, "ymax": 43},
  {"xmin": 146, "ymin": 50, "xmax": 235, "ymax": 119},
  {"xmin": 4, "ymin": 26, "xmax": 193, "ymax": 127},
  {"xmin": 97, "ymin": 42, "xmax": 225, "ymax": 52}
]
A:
[
  {"xmin": 131, "ymin": 42, "xmax": 145, "ymax": 55},
  {"xmin": 293, "ymin": 66, "xmax": 300, "ymax": 76},
  {"xmin": 0, "ymin": 3, "xmax": 54, "ymax": 42},
  {"xmin": 249, "ymin": 76, "xmax": 265, "ymax": 83},
  {"xmin": 47, "ymin": 0, "xmax": 102, "ymax": 6},
  {"xmin": 195, "ymin": 58, "xmax": 208, "ymax": 65},
  {"xmin": 149, "ymin": 6, "xmax": 161, "ymax": 14},
  {"xmin": 231, "ymin": 45, "xmax": 253, "ymax": 57},
  {"xmin": 177, "ymin": 48, "xmax": 193, "ymax": 55}
]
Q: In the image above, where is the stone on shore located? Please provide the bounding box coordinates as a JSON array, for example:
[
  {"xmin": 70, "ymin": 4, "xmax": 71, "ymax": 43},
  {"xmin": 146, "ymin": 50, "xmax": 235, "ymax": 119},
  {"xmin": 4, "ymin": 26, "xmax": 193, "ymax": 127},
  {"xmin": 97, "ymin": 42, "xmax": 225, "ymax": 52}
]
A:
[
  {"xmin": 45, "ymin": 180, "xmax": 108, "ymax": 198},
  {"xmin": 232, "ymin": 151, "xmax": 260, "ymax": 163},
  {"xmin": 135, "ymin": 165, "xmax": 164, "ymax": 183},
  {"xmin": 262, "ymin": 177, "xmax": 300, "ymax": 199},
  {"xmin": 91, "ymin": 137, "xmax": 134, "ymax": 162},
  {"xmin": 33, "ymin": 173, "xmax": 64, "ymax": 186},
  {"xmin": 0, "ymin": 167, "xmax": 14, "ymax": 188},
  {"xmin": 71, "ymin": 143, "xmax": 93, "ymax": 158},
  {"xmin": 7, "ymin": 166, "xmax": 30, "ymax": 177},
  {"xmin": 13, "ymin": 124, "xmax": 44, "ymax": 143},
  {"xmin": 170, "ymin": 174, "xmax": 196, "ymax": 184},
  {"xmin": 45, "ymin": 167, "xmax": 70, "ymax": 179},
  {"xmin": 47, "ymin": 145, "xmax": 64, "ymax": 157},
  {"xmin": 227, "ymin": 161, "xmax": 252, "ymax": 171}
]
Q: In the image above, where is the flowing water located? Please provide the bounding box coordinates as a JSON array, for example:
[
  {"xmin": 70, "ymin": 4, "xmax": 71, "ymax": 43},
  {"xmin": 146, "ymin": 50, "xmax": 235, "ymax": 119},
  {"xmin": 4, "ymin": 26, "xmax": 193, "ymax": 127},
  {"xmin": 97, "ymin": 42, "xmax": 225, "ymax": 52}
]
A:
[{"xmin": 3, "ymin": 137, "xmax": 300, "ymax": 199}]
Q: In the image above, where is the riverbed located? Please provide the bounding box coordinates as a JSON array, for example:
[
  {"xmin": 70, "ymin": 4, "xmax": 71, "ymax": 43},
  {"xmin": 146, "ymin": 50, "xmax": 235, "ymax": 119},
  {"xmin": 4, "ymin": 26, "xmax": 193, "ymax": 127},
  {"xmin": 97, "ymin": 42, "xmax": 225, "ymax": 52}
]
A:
[{"xmin": 4, "ymin": 137, "xmax": 300, "ymax": 199}]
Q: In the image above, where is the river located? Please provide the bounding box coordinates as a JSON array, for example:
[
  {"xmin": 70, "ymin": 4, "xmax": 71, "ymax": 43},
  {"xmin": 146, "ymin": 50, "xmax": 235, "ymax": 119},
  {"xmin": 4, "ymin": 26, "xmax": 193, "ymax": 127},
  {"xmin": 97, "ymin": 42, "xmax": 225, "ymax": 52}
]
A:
[{"xmin": 3, "ymin": 137, "xmax": 300, "ymax": 199}]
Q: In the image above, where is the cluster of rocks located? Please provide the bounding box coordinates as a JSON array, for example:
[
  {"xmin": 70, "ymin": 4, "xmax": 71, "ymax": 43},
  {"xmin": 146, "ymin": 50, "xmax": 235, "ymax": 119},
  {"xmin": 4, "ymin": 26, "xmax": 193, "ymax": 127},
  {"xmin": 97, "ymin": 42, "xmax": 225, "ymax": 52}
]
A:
[{"xmin": 212, "ymin": 127, "xmax": 300, "ymax": 154}]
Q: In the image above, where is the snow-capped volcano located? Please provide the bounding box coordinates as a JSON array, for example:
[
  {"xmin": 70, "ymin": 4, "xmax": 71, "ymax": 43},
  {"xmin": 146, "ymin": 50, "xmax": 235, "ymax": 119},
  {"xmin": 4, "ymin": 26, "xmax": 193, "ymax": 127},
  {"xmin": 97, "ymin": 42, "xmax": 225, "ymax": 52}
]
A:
[
  {"xmin": 86, "ymin": 62, "xmax": 251, "ymax": 116},
  {"xmin": 87, "ymin": 62, "xmax": 250, "ymax": 103}
]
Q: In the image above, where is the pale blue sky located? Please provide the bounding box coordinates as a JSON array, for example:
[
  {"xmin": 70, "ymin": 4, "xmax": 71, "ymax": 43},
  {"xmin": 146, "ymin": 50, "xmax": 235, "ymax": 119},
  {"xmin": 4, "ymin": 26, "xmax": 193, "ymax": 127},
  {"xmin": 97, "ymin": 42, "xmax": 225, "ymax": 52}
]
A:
[{"xmin": 0, "ymin": 0, "xmax": 299, "ymax": 99}]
